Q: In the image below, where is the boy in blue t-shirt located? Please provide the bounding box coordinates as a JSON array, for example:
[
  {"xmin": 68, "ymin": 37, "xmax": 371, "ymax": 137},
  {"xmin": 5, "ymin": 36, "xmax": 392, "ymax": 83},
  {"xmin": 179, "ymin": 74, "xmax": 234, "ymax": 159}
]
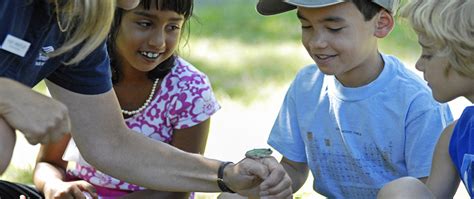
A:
[
  {"xmin": 257, "ymin": 0, "xmax": 453, "ymax": 198},
  {"xmin": 378, "ymin": 0, "xmax": 474, "ymax": 198}
]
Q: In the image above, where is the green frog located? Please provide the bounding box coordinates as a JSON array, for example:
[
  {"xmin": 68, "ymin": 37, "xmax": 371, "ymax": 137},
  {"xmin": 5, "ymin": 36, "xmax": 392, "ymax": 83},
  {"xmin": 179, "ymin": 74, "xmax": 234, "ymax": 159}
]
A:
[{"xmin": 245, "ymin": 148, "xmax": 273, "ymax": 159}]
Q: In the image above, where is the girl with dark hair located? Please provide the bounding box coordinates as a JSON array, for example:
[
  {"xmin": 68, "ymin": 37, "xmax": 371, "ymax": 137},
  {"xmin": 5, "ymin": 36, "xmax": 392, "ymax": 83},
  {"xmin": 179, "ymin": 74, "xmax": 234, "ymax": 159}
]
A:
[{"xmin": 33, "ymin": 0, "xmax": 219, "ymax": 198}]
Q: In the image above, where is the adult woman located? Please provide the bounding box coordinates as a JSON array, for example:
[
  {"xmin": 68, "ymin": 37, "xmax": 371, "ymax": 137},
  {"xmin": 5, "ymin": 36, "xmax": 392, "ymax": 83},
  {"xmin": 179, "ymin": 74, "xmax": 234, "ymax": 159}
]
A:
[{"xmin": 0, "ymin": 0, "xmax": 291, "ymax": 198}]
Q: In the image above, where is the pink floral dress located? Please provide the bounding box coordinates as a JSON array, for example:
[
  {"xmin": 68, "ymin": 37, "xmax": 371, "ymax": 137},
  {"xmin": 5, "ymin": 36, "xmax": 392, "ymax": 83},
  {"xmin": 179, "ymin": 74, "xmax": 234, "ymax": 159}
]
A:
[{"xmin": 65, "ymin": 57, "xmax": 220, "ymax": 198}]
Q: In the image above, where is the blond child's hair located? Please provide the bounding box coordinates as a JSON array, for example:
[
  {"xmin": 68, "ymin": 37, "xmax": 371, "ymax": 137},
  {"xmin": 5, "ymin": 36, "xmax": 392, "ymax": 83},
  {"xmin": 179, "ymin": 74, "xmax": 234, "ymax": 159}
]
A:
[
  {"xmin": 400, "ymin": 0, "xmax": 474, "ymax": 78},
  {"xmin": 49, "ymin": 0, "xmax": 116, "ymax": 65}
]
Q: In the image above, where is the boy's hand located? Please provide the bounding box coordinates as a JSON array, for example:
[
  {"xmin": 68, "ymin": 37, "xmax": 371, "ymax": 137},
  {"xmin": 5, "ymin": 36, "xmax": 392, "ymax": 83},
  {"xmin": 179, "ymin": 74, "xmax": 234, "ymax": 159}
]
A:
[
  {"xmin": 224, "ymin": 157, "xmax": 293, "ymax": 198},
  {"xmin": 257, "ymin": 157, "xmax": 292, "ymax": 198}
]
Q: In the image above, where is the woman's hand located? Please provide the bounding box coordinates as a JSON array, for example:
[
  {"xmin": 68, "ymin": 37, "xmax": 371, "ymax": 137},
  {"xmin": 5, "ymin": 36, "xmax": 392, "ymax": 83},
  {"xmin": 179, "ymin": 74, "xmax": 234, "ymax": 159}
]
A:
[
  {"xmin": 43, "ymin": 180, "xmax": 97, "ymax": 199},
  {"xmin": 0, "ymin": 78, "xmax": 70, "ymax": 145},
  {"xmin": 0, "ymin": 116, "xmax": 15, "ymax": 174}
]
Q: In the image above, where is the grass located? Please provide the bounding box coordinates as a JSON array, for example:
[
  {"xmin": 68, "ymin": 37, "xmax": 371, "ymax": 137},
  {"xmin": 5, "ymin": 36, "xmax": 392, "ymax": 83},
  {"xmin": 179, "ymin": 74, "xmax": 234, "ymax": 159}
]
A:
[
  {"xmin": 180, "ymin": 38, "xmax": 310, "ymax": 104},
  {"xmin": 20, "ymin": 0, "xmax": 422, "ymax": 104},
  {"xmin": 183, "ymin": 0, "xmax": 420, "ymax": 103},
  {"xmin": 0, "ymin": 166, "xmax": 34, "ymax": 185},
  {"xmin": 189, "ymin": 0, "xmax": 301, "ymax": 44}
]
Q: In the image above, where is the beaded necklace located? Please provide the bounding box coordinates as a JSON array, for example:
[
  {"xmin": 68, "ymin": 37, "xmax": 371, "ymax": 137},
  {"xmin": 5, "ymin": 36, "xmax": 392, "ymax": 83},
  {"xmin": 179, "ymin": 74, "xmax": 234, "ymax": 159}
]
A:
[{"xmin": 121, "ymin": 78, "xmax": 159, "ymax": 116}]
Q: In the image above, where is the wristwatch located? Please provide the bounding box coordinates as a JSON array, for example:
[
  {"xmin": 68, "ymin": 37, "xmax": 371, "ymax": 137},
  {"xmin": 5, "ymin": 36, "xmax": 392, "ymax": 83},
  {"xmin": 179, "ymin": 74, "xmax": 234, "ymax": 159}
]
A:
[{"xmin": 217, "ymin": 161, "xmax": 236, "ymax": 193}]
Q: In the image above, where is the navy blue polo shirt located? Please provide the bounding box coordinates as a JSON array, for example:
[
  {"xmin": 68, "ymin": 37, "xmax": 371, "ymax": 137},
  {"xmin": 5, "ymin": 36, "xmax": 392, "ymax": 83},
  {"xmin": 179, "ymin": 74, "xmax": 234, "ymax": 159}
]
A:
[{"xmin": 0, "ymin": 0, "xmax": 112, "ymax": 94}]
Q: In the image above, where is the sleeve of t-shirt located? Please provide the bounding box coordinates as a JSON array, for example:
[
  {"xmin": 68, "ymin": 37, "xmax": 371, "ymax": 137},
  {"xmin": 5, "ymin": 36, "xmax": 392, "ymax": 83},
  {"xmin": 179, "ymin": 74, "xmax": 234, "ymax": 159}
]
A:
[
  {"xmin": 170, "ymin": 70, "xmax": 220, "ymax": 130},
  {"xmin": 268, "ymin": 76, "xmax": 308, "ymax": 163},
  {"xmin": 449, "ymin": 107, "xmax": 474, "ymax": 171},
  {"xmin": 404, "ymin": 92, "xmax": 454, "ymax": 178},
  {"xmin": 46, "ymin": 42, "xmax": 112, "ymax": 95}
]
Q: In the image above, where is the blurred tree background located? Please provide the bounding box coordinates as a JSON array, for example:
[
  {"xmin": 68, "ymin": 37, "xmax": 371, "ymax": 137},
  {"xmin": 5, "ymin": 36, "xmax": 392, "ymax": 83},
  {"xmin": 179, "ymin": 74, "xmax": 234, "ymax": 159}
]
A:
[{"xmin": 183, "ymin": 0, "xmax": 419, "ymax": 103}]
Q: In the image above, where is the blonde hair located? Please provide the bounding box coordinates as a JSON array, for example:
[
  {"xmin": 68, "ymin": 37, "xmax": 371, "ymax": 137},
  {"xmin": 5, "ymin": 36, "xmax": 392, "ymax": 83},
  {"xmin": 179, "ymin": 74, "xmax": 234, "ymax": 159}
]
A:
[
  {"xmin": 400, "ymin": 0, "xmax": 474, "ymax": 78},
  {"xmin": 50, "ymin": 0, "xmax": 116, "ymax": 65}
]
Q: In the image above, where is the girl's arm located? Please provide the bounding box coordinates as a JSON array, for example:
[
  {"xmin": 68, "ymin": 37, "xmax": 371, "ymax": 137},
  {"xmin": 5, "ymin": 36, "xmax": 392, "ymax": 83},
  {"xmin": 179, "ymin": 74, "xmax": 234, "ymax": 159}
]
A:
[
  {"xmin": 425, "ymin": 121, "xmax": 461, "ymax": 198},
  {"xmin": 121, "ymin": 119, "xmax": 211, "ymax": 199},
  {"xmin": 34, "ymin": 134, "xmax": 97, "ymax": 198},
  {"xmin": 0, "ymin": 117, "xmax": 15, "ymax": 174},
  {"xmin": 171, "ymin": 119, "xmax": 211, "ymax": 155},
  {"xmin": 46, "ymin": 80, "xmax": 292, "ymax": 197},
  {"xmin": 34, "ymin": 133, "xmax": 71, "ymax": 191}
]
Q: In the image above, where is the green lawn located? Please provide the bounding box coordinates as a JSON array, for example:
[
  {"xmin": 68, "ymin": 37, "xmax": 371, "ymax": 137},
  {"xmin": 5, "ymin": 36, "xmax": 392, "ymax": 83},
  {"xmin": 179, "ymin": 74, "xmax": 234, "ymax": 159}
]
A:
[
  {"xmin": 185, "ymin": 0, "xmax": 420, "ymax": 103},
  {"xmin": 19, "ymin": 0, "xmax": 422, "ymax": 104}
]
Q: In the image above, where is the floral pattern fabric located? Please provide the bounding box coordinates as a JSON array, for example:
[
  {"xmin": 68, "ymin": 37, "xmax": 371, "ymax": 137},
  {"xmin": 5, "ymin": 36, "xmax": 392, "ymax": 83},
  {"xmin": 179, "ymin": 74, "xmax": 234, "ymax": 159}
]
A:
[{"xmin": 66, "ymin": 57, "xmax": 220, "ymax": 196}]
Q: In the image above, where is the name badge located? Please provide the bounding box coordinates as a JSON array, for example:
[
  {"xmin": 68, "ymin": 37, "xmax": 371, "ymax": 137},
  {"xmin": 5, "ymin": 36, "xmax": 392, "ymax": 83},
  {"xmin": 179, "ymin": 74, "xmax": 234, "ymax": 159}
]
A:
[{"xmin": 1, "ymin": 34, "xmax": 31, "ymax": 57}]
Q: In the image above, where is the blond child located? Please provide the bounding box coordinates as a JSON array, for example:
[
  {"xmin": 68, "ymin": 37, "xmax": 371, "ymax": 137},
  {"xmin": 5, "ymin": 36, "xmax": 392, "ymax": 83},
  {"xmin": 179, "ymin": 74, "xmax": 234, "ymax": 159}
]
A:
[{"xmin": 378, "ymin": 0, "xmax": 474, "ymax": 198}]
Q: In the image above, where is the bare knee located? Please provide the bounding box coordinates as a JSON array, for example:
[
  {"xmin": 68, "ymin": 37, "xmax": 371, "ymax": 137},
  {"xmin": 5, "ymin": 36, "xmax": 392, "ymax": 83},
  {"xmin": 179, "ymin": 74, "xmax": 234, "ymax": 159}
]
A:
[{"xmin": 378, "ymin": 177, "xmax": 434, "ymax": 199}]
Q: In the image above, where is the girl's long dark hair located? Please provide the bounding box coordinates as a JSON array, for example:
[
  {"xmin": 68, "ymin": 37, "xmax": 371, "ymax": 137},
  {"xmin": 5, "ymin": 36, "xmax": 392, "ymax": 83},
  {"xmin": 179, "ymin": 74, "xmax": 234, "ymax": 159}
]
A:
[{"xmin": 108, "ymin": 0, "xmax": 194, "ymax": 84}]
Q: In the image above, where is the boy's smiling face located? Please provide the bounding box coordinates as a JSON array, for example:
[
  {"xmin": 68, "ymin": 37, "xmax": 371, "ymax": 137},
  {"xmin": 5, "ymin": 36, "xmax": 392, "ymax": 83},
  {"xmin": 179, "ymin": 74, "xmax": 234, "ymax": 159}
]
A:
[{"xmin": 297, "ymin": 2, "xmax": 388, "ymax": 87}]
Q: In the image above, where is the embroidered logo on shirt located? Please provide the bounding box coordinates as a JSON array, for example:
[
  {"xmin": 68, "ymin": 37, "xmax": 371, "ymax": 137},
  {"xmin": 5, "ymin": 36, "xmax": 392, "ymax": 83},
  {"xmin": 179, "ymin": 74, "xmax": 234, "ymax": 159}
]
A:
[
  {"xmin": 35, "ymin": 46, "xmax": 54, "ymax": 66},
  {"xmin": 1, "ymin": 34, "xmax": 31, "ymax": 57}
]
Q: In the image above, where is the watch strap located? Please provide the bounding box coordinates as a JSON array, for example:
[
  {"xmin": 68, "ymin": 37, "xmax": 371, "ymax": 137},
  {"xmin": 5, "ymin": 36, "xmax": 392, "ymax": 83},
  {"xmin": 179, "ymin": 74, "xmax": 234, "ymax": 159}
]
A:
[{"xmin": 217, "ymin": 161, "xmax": 236, "ymax": 193}]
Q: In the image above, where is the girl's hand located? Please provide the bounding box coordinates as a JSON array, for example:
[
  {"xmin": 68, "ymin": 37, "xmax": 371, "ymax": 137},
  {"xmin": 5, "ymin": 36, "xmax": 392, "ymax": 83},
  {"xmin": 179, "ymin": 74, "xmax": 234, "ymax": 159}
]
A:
[{"xmin": 43, "ymin": 180, "xmax": 97, "ymax": 199}]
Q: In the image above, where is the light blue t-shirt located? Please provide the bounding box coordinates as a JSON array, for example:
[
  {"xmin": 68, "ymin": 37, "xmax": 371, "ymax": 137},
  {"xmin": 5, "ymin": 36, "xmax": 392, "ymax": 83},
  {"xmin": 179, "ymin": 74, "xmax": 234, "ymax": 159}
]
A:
[{"xmin": 268, "ymin": 54, "xmax": 453, "ymax": 198}]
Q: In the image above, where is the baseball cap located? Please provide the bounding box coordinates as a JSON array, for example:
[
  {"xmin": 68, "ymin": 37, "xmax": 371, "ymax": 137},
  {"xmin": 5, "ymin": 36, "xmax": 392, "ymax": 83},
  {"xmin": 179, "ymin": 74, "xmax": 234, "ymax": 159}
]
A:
[{"xmin": 256, "ymin": 0, "xmax": 399, "ymax": 15}]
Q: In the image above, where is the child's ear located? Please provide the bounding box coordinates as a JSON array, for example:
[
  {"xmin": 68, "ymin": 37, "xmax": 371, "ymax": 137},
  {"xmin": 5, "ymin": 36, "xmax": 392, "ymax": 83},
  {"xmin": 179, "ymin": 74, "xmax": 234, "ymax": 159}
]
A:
[{"xmin": 374, "ymin": 10, "xmax": 394, "ymax": 38}]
